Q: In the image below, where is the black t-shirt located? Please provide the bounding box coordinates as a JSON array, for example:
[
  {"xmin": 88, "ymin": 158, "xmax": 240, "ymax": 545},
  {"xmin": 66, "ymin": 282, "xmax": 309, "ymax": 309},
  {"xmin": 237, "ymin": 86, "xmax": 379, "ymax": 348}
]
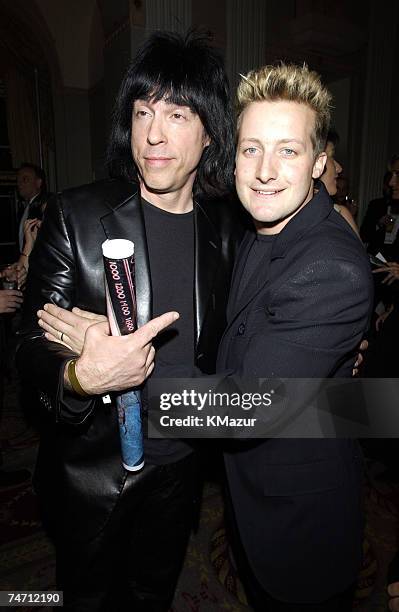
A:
[{"xmin": 141, "ymin": 198, "xmax": 196, "ymax": 464}]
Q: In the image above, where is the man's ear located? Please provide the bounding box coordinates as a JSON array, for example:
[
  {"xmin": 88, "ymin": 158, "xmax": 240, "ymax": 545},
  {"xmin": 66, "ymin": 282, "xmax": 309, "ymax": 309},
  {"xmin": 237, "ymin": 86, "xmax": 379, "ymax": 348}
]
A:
[
  {"xmin": 203, "ymin": 132, "xmax": 211, "ymax": 148},
  {"xmin": 312, "ymin": 152, "xmax": 327, "ymax": 179}
]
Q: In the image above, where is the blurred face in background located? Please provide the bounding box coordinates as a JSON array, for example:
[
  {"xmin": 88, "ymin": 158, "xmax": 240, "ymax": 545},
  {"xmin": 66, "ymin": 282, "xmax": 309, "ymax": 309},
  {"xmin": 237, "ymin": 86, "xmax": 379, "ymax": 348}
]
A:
[
  {"xmin": 336, "ymin": 176, "xmax": 349, "ymax": 201},
  {"xmin": 389, "ymin": 159, "xmax": 399, "ymax": 200},
  {"xmin": 17, "ymin": 167, "xmax": 42, "ymax": 202},
  {"xmin": 320, "ymin": 141, "xmax": 342, "ymax": 196}
]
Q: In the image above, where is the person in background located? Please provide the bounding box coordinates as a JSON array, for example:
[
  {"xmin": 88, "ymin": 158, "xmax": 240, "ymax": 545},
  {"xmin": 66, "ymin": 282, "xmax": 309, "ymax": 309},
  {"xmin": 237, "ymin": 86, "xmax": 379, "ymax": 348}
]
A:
[
  {"xmin": 373, "ymin": 155, "xmax": 399, "ymax": 321},
  {"xmin": 16, "ymin": 218, "xmax": 42, "ymax": 282},
  {"xmin": 0, "ymin": 170, "xmax": 44, "ymax": 486},
  {"xmin": 335, "ymin": 175, "xmax": 359, "ymax": 221},
  {"xmin": 320, "ymin": 129, "xmax": 359, "ymax": 235},
  {"xmin": 363, "ymin": 156, "xmax": 399, "ymax": 475},
  {"xmin": 16, "ymin": 163, "xmax": 47, "ymax": 252},
  {"xmin": 360, "ymin": 160, "xmax": 398, "ymax": 259},
  {"xmin": 335, "ymin": 175, "xmax": 350, "ymax": 202},
  {"xmin": 1, "ymin": 218, "xmax": 43, "ymax": 292},
  {"xmin": 0, "ymin": 272, "xmax": 27, "ymax": 487},
  {"xmin": 368, "ymin": 164, "xmax": 399, "ymax": 377},
  {"xmin": 0, "ymin": 286, "xmax": 22, "ymax": 314}
]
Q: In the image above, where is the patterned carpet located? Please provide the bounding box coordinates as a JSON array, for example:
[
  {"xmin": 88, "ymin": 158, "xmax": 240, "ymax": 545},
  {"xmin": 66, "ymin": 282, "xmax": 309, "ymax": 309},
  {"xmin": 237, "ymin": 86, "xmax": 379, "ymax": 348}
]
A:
[{"xmin": 1, "ymin": 372, "xmax": 398, "ymax": 612}]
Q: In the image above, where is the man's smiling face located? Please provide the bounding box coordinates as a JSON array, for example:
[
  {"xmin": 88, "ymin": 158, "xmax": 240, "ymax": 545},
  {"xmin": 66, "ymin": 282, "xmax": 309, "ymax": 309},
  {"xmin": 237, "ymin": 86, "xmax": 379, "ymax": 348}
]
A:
[{"xmin": 235, "ymin": 100, "xmax": 326, "ymax": 234}]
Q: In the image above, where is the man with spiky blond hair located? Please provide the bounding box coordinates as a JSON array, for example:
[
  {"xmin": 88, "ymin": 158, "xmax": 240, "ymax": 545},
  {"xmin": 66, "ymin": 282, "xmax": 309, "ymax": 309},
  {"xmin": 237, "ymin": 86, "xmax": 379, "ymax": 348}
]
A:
[{"xmin": 219, "ymin": 63, "xmax": 373, "ymax": 611}]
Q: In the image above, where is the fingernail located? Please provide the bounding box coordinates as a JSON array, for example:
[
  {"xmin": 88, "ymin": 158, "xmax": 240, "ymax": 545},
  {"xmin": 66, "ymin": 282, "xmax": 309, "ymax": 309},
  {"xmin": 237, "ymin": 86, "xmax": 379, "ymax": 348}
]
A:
[
  {"xmin": 43, "ymin": 304, "xmax": 48, "ymax": 310},
  {"xmin": 37, "ymin": 310, "xmax": 42, "ymax": 316}
]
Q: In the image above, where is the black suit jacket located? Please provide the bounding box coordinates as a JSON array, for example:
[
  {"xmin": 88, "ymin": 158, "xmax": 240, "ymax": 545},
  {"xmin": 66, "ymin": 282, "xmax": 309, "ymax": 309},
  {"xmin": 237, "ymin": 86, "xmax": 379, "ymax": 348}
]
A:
[
  {"xmin": 17, "ymin": 178, "xmax": 244, "ymax": 542},
  {"xmin": 218, "ymin": 184, "xmax": 373, "ymax": 603}
]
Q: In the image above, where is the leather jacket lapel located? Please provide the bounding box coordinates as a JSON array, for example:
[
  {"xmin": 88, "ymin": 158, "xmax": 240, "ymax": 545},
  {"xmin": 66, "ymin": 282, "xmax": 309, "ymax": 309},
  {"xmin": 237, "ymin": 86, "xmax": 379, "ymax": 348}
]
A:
[
  {"xmin": 100, "ymin": 189, "xmax": 152, "ymax": 328},
  {"xmin": 194, "ymin": 202, "xmax": 221, "ymax": 345}
]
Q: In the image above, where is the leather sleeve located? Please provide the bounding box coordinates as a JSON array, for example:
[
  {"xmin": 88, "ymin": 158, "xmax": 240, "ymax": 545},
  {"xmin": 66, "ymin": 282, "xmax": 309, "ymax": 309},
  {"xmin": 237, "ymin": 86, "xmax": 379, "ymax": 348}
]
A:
[{"xmin": 16, "ymin": 193, "xmax": 97, "ymax": 425}]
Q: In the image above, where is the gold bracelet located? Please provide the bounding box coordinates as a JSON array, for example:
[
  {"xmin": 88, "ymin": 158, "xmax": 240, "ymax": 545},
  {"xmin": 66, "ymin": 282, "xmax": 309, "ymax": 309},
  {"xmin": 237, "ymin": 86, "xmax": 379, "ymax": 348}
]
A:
[
  {"xmin": 20, "ymin": 252, "xmax": 29, "ymax": 257},
  {"xmin": 67, "ymin": 359, "xmax": 90, "ymax": 397}
]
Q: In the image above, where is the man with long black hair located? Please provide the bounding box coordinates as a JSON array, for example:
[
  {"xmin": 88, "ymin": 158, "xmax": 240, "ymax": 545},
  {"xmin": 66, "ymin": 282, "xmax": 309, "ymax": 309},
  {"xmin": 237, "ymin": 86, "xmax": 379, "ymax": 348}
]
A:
[{"xmin": 17, "ymin": 31, "xmax": 243, "ymax": 611}]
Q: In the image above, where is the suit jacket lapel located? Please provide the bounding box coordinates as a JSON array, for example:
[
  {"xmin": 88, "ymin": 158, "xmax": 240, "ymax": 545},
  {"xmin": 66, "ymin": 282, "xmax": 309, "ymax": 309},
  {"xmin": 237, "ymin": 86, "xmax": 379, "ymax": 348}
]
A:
[
  {"xmin": 227, "ymin": 230, "xmax": 257, "ymax": 321},
  {"xmin": 194, "ymin": 202, "xmax": 221, "ymax": 345},
  {"xmin": 100, "ymin": 183, "xmax": 151, "ymax": 328},
  {"xmin": 226, "ymin": 182, "xmax": 334, "ymax": 327}
]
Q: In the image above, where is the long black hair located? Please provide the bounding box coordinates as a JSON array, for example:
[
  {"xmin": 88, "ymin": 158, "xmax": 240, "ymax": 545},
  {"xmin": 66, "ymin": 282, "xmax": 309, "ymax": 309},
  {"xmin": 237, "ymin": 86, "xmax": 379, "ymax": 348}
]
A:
[{"xmin": 107, "ymin": 30, "xmax": 235, "ymax": 199}]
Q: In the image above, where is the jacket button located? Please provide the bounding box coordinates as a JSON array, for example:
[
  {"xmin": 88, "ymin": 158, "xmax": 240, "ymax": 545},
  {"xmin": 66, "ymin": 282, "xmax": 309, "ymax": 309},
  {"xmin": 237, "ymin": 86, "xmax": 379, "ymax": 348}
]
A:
[{"xmin": 237, "ymin": 323, "xmax": 245, "ymax": 335}]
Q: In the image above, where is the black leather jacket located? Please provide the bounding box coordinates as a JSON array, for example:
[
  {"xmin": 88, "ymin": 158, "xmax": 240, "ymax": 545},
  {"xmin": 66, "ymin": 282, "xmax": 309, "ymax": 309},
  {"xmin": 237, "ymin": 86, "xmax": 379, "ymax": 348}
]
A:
[{"xmin": 17, "ymin": 178, "xmax": 244, "ymax": 541}]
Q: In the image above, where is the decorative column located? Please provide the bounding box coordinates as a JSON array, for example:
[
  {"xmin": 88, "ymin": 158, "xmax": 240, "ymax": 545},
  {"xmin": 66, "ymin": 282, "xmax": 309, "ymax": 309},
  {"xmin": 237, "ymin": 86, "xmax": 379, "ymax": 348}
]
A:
[
  {"xmin": 225, "ymin": 0, "xmax": 266, "ymax": 91},
  {"xmin": 358, "ymin": 0, "xmax": 398, "ymax": 220}
]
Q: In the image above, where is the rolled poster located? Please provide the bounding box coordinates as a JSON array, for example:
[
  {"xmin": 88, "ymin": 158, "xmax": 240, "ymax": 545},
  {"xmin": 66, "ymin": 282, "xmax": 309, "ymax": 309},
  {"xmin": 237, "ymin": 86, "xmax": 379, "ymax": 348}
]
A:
[{"xmin": 102, "ymin": 239, "xmax": 144, "ymax": 472}]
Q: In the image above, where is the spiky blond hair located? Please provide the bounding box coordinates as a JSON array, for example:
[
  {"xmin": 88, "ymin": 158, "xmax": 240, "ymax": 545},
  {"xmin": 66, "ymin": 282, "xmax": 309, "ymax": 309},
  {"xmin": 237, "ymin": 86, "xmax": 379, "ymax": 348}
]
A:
[{"xmin": 236, "ymin": 63, "xmax": 332, "ymax": 156}]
